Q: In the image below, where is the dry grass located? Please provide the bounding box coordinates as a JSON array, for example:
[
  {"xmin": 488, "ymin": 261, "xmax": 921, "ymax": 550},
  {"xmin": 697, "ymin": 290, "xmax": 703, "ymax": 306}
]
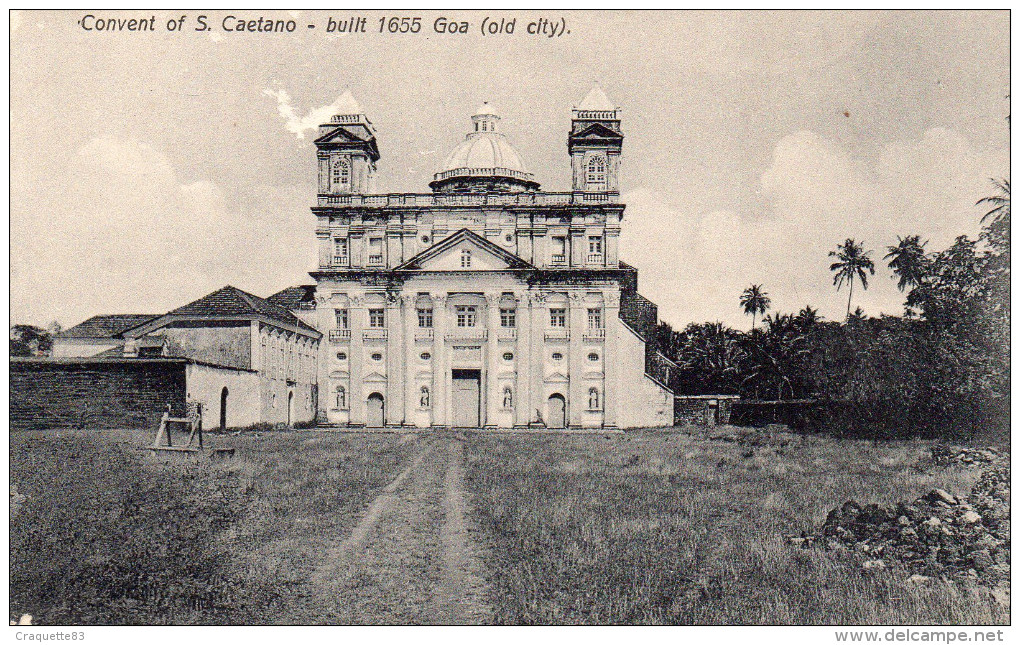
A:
[
  {"xmin": 9, "ymin": 429, "xmax": 418, "ymax": 625},
  {"xmin": 463, "ymin": 429, "xmax": 1007, "ymax": 625}
]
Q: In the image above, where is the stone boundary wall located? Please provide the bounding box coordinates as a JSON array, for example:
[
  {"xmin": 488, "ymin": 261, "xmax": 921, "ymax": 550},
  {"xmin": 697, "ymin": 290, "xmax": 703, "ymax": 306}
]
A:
[{"xmin": 10, "ymin": 360, "xmax": 187, "ymax": 431}]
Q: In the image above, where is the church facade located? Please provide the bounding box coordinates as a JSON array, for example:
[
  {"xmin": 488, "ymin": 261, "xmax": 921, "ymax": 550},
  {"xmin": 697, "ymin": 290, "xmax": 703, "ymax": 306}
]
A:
[{"xmin": 271, "ymin": 86, "xmax": 675, "ymax": 429}]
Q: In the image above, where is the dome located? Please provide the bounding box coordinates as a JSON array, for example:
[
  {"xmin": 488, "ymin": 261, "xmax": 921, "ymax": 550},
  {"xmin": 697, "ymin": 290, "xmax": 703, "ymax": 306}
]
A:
[
  {"xmin": 432, "ymin": 103, "xmax": 537, "ymax": 193},
  {"xmin": 440, "ymin": 132, "xmax": 529, "ymax": 174}
]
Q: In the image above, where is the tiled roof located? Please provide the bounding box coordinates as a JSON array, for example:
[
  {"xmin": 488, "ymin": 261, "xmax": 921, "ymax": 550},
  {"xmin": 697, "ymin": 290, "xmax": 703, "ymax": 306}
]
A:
[
  {"xmin": 266, "ymin": 285, "xmax": 317, "ymax": 310},
  {"xmin": 57, "ymin": 314, "xmax": 158, "ymax": 339},
  {"xmin": 166, "ymin": 285, "xmax": 316, "ymax": 332}
]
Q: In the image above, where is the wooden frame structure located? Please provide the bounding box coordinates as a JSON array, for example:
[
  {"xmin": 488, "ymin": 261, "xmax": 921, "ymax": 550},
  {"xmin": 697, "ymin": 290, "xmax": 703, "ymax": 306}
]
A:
[{"xmin": 148, "ymin": 403, "xmax": 203, "ymax": 453}]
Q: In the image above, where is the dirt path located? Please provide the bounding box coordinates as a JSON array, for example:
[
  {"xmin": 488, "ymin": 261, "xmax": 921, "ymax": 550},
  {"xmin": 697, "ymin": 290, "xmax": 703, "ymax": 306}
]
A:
[
  {"xmin": 433, "ymin": 436, "xmax": 493, "ymax": 624},
  {"xmin": 307, "ymin": 433, "xmax": 492, "ymax": 624},
  {"xmin": 311, "ymin": 440, "xmax": 437, "ymax": 584}
]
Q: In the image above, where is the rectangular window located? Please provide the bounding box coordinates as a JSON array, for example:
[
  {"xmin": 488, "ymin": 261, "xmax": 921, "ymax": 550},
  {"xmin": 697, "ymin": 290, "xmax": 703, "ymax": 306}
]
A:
[
  {"xmin": 368, "ymin": 238, "xmax": 383, "ymax": 265},
  {"xmin": 588, "ymin": 308, "xmax": 603, "ymax": 329},
  {"xmin": 588, "ymin": 236, "xmax": 603, "ymax": 254},
  {"xmin": 456, "ymin": 305, "xmax": 476, "ymax": 327},
  {"xmin": 500, "ymin": 308, "xmax": 516, "ymax": 328},
  {"xmin": 550, "ymin": 308, "xmax": 566, "ymax": 328},
  {"xmin": 551, "ymin": 236, "xmax": 567, "ymax": 264},
  {"xmin": 334, "ymin": 308, "xmax": 348, "ymax": 329},
  {"xmin": 333, "ymin": 237, "xmax": 349, "ymax": 265},
  {"xmin": 369, "ymin": 308, "xmax": 385, "ymax": 328},
  {"xmin": 417, "ymin": 308, "xmax": 433, "ymax": 328}
]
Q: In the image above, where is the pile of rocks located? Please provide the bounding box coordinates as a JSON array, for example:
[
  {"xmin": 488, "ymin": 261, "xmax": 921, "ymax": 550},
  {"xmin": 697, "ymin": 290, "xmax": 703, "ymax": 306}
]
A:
[
  {"xmin": 931, "ymin": 443, "xmax": 1004, "ymax": 468},
  {"xmin": 804, "ymin": 460, "xmax": 1010, "ymax": 585}
]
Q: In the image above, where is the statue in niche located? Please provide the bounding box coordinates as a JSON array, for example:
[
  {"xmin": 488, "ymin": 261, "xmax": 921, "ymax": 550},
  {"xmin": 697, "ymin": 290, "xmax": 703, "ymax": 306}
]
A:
[
  {"xmin": 420, "ymin": 386, "xmax": 430, "ymax": 408},
  {"xmin": 503, "ymin": 387, "xmax": 513, "ymax": 409}
]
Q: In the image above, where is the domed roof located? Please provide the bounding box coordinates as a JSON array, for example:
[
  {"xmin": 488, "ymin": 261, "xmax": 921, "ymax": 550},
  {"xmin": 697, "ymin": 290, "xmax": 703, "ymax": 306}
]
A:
[
  {"xmin": 439, "ymin": 131, "xmax": 529, "ymax": 174},
  {"xmin": 432, "ymin": 103, "xmax": 536, "ymax": 192}
]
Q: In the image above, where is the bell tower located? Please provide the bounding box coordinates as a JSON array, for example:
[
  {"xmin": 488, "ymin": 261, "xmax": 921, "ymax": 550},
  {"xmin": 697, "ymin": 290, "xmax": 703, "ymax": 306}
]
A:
[
  {"xmin": 568, "ymin": 84, "xmax": 623, "ymax": 195},
  {"xmin": 314, "ymin": 91, "xmax": 380, "ymax": 195}
]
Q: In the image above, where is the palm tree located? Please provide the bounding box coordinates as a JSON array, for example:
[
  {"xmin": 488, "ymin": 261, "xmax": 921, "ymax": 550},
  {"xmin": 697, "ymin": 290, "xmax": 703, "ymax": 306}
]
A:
[
  {"xmin": 794, "ymin": 305, "xmax": 821, "ymax": 329},
  {"xmin": 978, "ymin": 178, "xmax": 1010, "ymax": 256},
  {"xmin": 884, "ymin": 235, "xmax": 929, "ymax": 292},
  {"xmin": 740, "ymin": 284, "xmax": 771, "ymax": 331},
  {"xmin": 829, "ymin": 239, "xmax": 875, "ymax": 319},
  {"xmin": 977, "ymin": 177, "xmax": 1010, "ymax": 226}
]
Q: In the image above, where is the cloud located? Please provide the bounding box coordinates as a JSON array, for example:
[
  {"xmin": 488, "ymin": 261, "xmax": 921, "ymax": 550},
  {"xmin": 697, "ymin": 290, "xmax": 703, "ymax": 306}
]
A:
[
  {"xmin": 263, "ymin": 87, "xmax": 341, "ymax": 139},
  {"xmin": 14, "ymin": 136, "xmax": 313, "ymax": 326},
  {"xmin": 622, "ymin": 127, "xmax": 1006, "ymax": 330}
]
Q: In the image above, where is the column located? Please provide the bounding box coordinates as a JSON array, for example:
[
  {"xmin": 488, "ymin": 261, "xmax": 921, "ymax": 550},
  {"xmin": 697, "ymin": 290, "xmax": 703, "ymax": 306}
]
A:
[
  {"xmin": 386, "ymin": 293, "xmax": 403, "ymax": 427},
  {"xmin": 484, "ymin": 293, "xmax": 500, "ymax": 427},
  {"xmin": 603, "ymin": 289, "xmax": 621, "ymax": 428},
  {"xmin": 529, "ymin": 292, "xmax": 545, "ymax": 425},
  {"xmin": 516, "ymin": 293, "xmax": 531, "ymax": 428},
  {"xmin": 433, "ymin": 294, "xmax": 449, "ymax": 428},
  {"xmin": 402, "ymin": 294, "xmax": 416, "ymax": 426},
  {"xmin": 349, "ymin": 294, "xmax": 365, "ymax": 426},
  {"xmin": 570, "ymin": 227, "xmax": 585, "ymax": 267},
  {"xmin": 568, "ymin": 292, "xmax": 586, "ymax": 428}
]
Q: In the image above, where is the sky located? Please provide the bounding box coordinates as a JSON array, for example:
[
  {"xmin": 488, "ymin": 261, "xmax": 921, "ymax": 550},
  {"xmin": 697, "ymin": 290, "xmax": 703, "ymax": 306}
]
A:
[{"xmin": 10, "ymin": 10, "xmax": 1010, "ymax": 331}]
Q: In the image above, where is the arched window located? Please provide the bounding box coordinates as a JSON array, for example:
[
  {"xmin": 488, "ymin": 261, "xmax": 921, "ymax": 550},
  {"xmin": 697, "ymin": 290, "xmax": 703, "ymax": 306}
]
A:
[
  {"xmin": 336, "ymin": 385, "xmax": 347, "ymax": 410},
  {"xmin": 420, "ymin": 386, "xmax": 431, "ymax": 408},
  {"xmin": 332, "ymin": 157, "xmax": 351, "ymax": 189},
  {"xmin": 586, "ymin": 155, "xmax": 606, "ymax": 185},
  {"xmin": 588, "ymin": 387, "xmax": 601, "ymax": 411},
  {"xmin": 503, "ymin": 387, "xmax": 514, "ymax": 409}
]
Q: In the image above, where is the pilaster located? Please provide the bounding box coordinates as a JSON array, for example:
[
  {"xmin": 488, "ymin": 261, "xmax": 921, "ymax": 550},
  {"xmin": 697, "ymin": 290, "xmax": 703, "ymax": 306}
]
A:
[
  {"xmin": 529, "ymin": 291, "xmax": 545, "ymax": 425},
  {"xmin": 484, "ymin": 293, "xmax": 500, "ymax": 427},
  {"xmin": 386, "ymin": 291, "xmax": 403, "ymax": 426},
  {"xmin": 516, "ymin": 292, "xmax": 532, "ymax": 428},
  {"xmin": 603, "ymin": 289, "xmax": 621, "ymax": 428},
  {"xmin": 349, "ymin": 294, "xmax": 365, "ymax": 426},
  {"xmin": 568, "ymin": 291, "xmax": 586, "ymax": 427},
  {"xmin": 433, "ymin": 294, "xmax": 449, "ymax": 428}
]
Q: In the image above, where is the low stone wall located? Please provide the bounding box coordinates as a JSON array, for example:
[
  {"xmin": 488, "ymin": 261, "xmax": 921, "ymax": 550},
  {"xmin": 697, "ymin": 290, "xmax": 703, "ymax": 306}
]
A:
[
  {"xmin": 674, "ymin": 396, "xmax": 736, "ymax": 426},
  {"xmin": 10, "ymin": 359, "xmax": 187, "ymax": 431}
]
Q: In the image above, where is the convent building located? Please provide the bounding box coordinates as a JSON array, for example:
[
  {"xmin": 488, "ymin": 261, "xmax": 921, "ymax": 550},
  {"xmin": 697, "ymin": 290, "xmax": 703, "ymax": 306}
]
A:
[{"xmin": 268, "ymin": 85, "xmax": 675, "ymax": 429}]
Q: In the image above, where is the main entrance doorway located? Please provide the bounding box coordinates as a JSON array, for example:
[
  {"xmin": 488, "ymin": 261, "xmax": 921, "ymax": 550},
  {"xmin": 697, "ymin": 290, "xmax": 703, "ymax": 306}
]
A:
[
  {"xmin": 452, "ymin": 369, "xmax": 481, "ymax": 427},
  {"xmin": 547, "ymin": 393, "xmax": 567, "ymax": 429}
]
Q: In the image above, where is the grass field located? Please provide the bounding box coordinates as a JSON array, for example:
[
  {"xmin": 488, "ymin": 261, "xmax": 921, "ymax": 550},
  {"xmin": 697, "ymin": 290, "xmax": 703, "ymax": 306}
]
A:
[
  {"xmin": 463, "ymin": 430, "xmax": 1006, "ymax": 625},
  {"xmin": 9, "ymin": 429, "xmax": 420, "ymax": 624},
  {"xmin": 9, "ymin": 427, "xmax": 1009, "ymax": 625}
]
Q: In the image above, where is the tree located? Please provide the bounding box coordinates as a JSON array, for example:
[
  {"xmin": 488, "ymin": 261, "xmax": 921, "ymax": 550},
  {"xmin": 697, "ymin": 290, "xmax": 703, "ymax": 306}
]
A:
[
  {"xmin": 829, "ymin": 239, "xmax": 875, "ymax": 319},
  {"xmin": 884, "ymin": 235, "xmax": 929, "ymax": 293},
  {"xmin": 739, "ymin": 284, "xmax": 771, "ymax": 331},
  {"xmin": 10, "ymin": 324, "xmax": 53, "ymax": 357},
  {"xmin": 740, "ymin": 313, "xmax": 811, "ymax": 400},
  {"xmin": 672, "ymin": 322, "xmax": 744, "ymax": 395},
  {"xmin": 794, "ymin": 305, "xmax": 822, "ymax": 330},
  {"xmin": 978, "ymin": 177, "xmax": 1010, "ymax": 258},
  {"xmin": 977, "ymin": 177, "xmax": 1010, "ymax": 227}
]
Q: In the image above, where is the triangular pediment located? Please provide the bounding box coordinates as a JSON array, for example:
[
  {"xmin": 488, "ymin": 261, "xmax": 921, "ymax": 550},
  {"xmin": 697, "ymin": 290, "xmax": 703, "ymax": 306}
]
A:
[
  {"xmin": 545, "ymin": 371, "xmax": 570, "ymax": 384},
  {"xmin": 314, "ymin": 126, "xmax": 369, "ymax": 145},
  {"xmin": 572, "ymin": 122, "xmax": 623, "ymax": 141},
  {"xmin": 395, "ymin": 229, "xmax": 535, "ymax": 272},
  {"xmin": 363, "ymin": 371, "xmax": 387, "ymax": 383}
]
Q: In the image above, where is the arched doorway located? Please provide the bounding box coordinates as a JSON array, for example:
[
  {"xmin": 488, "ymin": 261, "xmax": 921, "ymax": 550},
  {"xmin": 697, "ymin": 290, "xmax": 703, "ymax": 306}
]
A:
[
  {"xmin": 547, "ymin": 393, "xmax": 566, "ymax": 429},
  {"xmin": 219, "ymin": 387, "xmax": 229, "ymax": 431},
  {"xmin": 287, "ymin": 391, "xmax": 294, "ymax": 426},
  {"xmin": 367, "ymin": 392, "xmax": 385, "ymax": 427}
]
